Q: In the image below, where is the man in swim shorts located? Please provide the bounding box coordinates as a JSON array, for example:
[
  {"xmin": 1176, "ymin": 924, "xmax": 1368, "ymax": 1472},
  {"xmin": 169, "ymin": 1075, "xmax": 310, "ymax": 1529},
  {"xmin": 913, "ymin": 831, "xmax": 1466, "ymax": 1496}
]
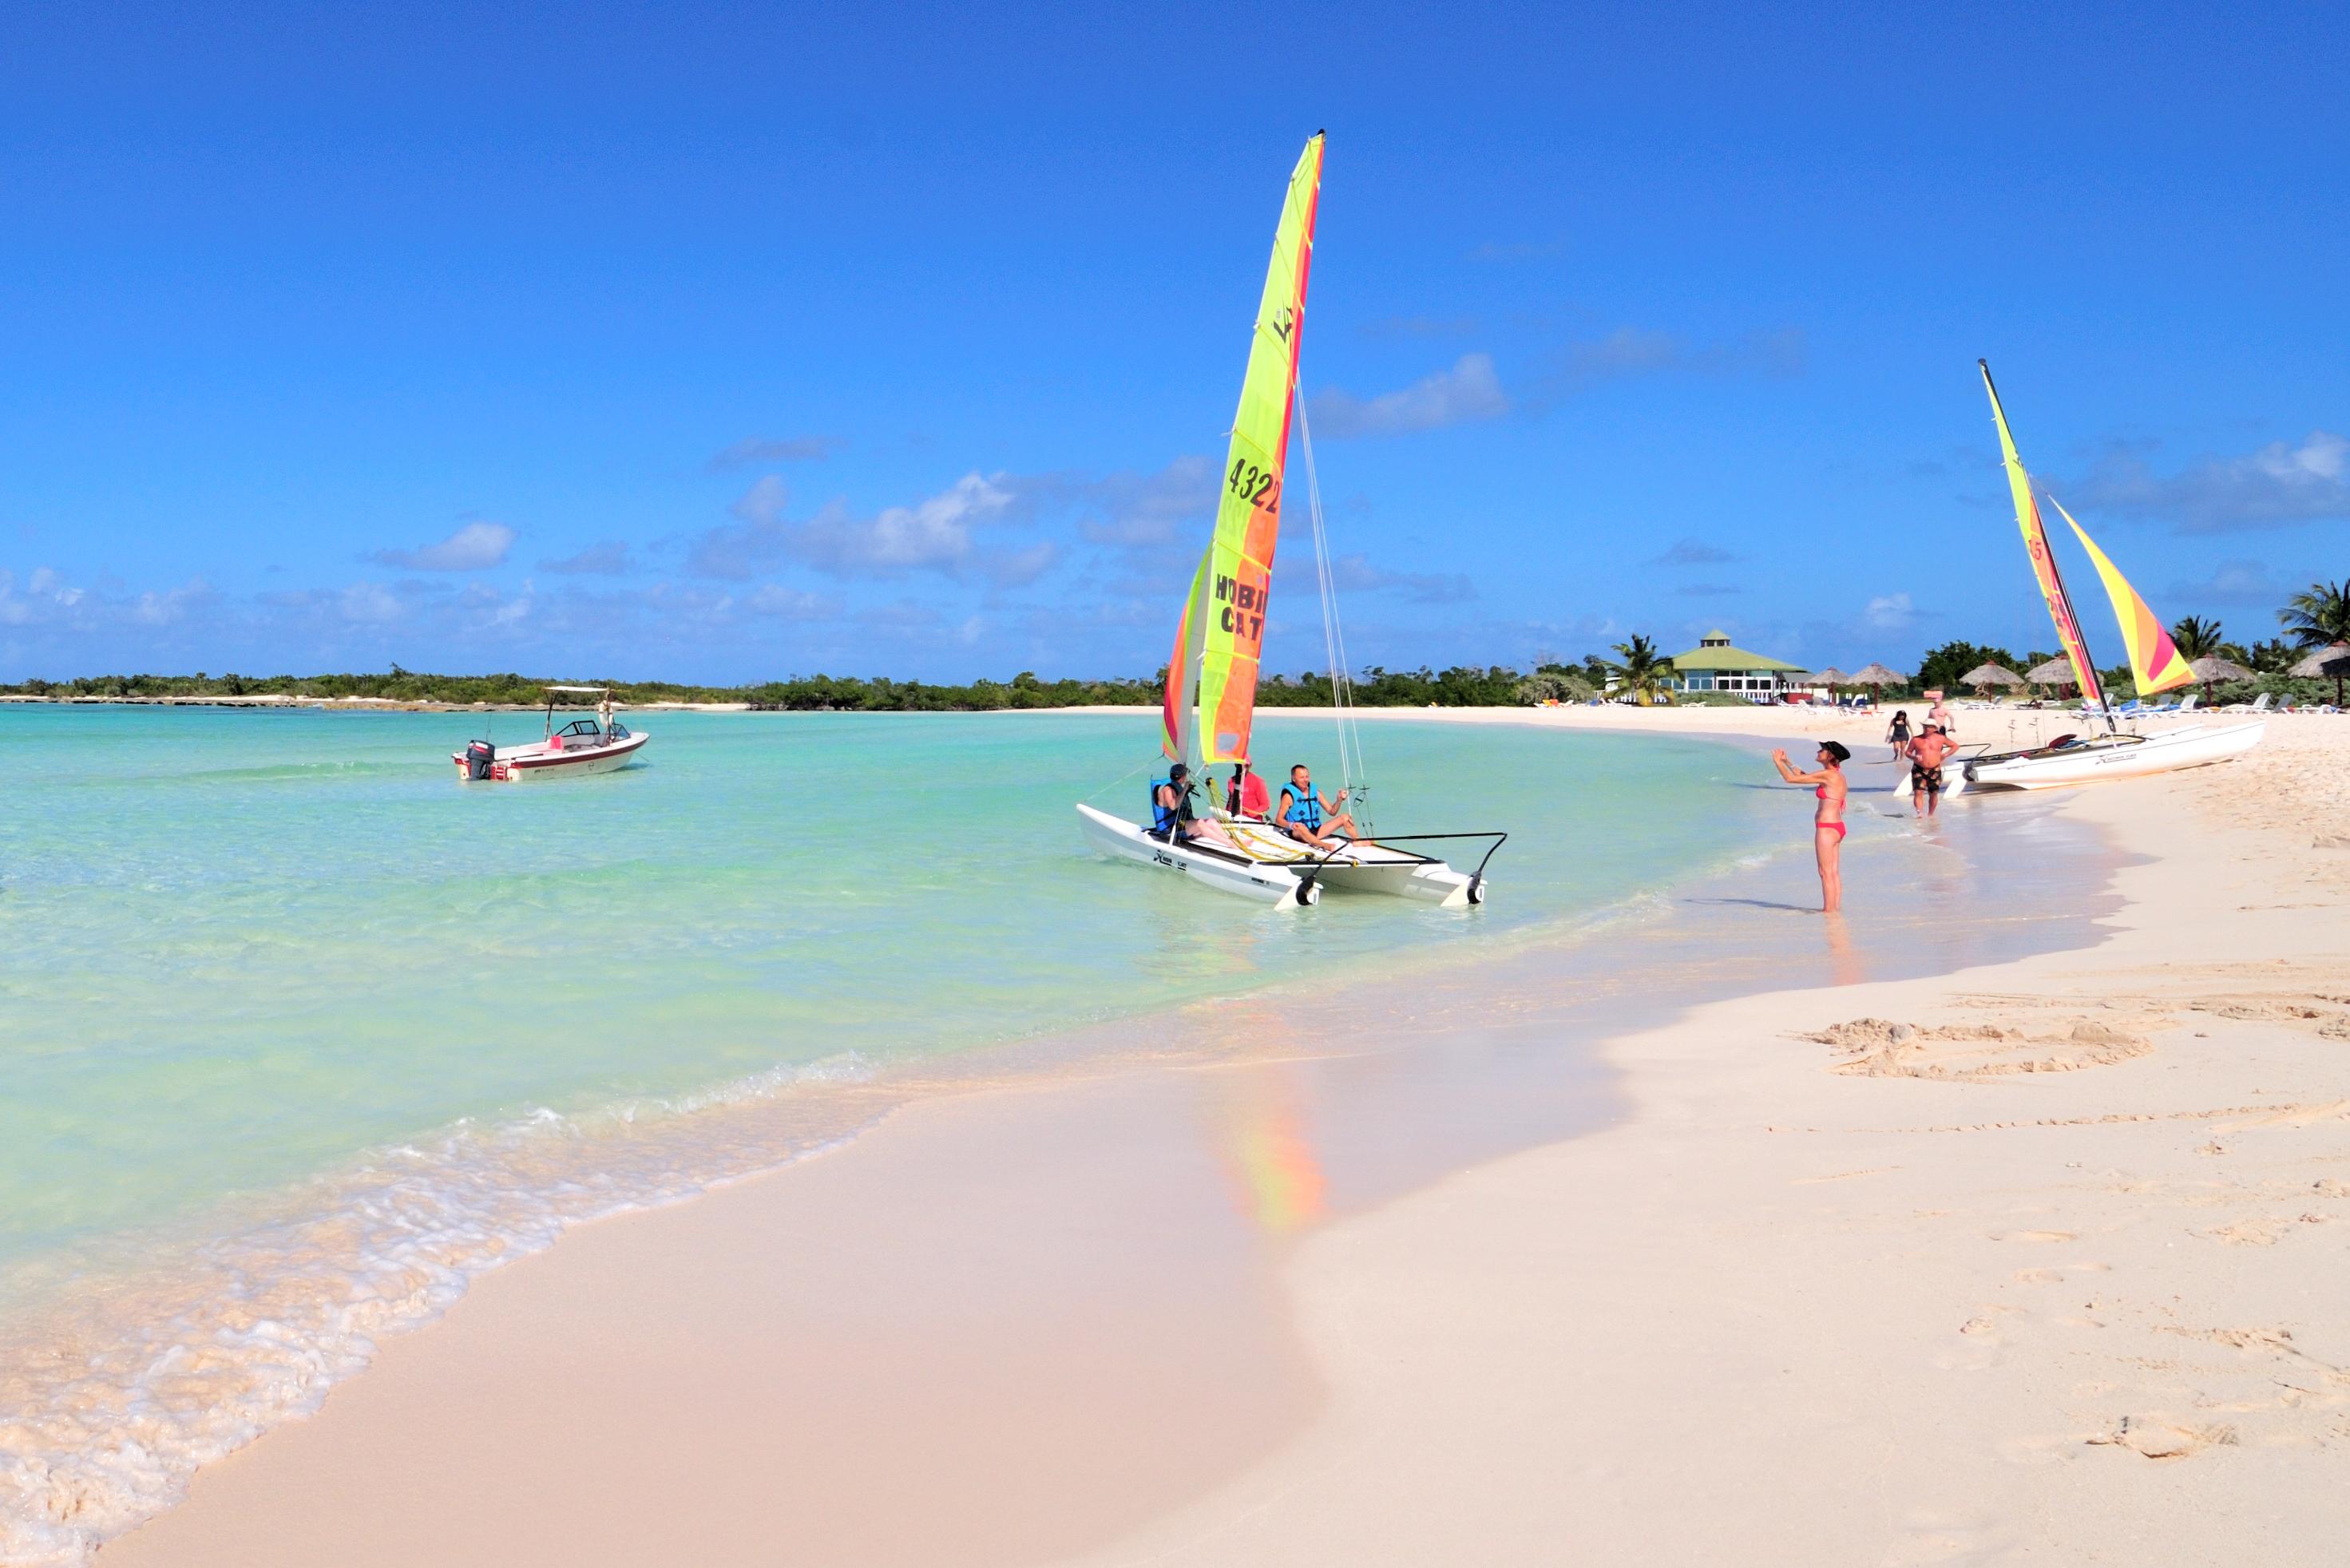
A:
[{"xmin": 1908, "ymin": 723, "xmax": 1959, "ymax": 815}]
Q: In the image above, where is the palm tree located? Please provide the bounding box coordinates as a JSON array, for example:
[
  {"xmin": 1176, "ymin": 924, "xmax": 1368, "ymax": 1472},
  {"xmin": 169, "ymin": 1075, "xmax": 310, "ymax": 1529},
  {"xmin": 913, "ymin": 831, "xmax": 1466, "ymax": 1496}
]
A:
[
  {"xmin": 2281, "ymin": 578, "xmax": 2350, "ymax": 648},
  {"xmin": 1607, "ymin": 633, "xmax": 1675, "ymax": 706},
  {"xmin": 2169, "ymin": 615, "xmax": 2225, "ymax": 659}
]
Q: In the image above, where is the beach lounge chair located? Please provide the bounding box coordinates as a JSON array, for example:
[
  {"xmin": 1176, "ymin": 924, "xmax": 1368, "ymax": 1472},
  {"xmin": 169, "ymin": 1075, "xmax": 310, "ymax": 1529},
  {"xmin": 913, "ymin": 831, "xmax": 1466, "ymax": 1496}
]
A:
[
  {"xmin": 2176, "ymin": 692, "xmax": 2200, "ymax": 713},
  {"xmin": 2223, "ymin": 691, "xmax": 2272, "ymax": 714}
]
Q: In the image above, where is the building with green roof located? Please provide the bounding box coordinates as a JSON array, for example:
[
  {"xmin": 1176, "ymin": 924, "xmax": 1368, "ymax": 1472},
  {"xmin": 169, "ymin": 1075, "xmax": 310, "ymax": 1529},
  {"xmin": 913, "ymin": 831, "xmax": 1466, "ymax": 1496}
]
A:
[{"xmin": 1669, "ymin": 630, "xmax": 1808, "ymax": 695}]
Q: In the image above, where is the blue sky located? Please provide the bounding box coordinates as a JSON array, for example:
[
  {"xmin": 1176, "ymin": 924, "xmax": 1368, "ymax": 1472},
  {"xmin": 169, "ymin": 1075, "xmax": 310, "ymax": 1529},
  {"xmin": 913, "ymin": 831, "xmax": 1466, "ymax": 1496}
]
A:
[{"xmin": 3, "ymin": 2, "xmax": 2344, "ymax": 683}]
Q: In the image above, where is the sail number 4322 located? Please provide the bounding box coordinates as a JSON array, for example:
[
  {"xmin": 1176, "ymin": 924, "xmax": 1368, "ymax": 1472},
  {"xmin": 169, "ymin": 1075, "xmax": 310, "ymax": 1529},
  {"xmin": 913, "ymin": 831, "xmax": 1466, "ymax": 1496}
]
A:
[{"xmin": 1227, "ymin": 459, "xmax": 1281, "ymax": 513}]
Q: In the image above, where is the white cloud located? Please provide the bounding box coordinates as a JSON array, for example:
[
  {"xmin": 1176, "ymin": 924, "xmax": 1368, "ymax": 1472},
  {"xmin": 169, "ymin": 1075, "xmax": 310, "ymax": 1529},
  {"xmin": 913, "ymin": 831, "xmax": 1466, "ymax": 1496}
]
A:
[
  {"xmin": 689, "ymin": 471, "xmax": 1051, "ymax": 584},
  {"xmin": 1307, "ymin": 354, "xmax": 1509, "ymax": 440},
  {"xmin": 339, "ymin": 583, "xmax": 404, "ymax": 624},
  {"xmin": 371, "ymin": 521, "xmax": 516, "ymax": 572},
  {"xmin": 1864, "ymin": 592, "xmax": 1916, "ymax": 630},
  {"xmin": 2072, "ymin": 430, "xmax": 2350, "ymax": 533},
  {"xmin": 747, "ymin": 584, "xmax": 842, "ymax": 619},
  {"xmin": 133, "ymin": 580, "xmax": 214, "ymax": 625}
]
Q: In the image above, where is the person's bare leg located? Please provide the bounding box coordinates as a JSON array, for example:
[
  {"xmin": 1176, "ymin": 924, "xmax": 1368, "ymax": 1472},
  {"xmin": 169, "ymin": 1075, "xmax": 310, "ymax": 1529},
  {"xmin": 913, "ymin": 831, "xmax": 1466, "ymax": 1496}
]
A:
[{"xmin": 1816, "ymin": 829, "xmax": 1842, "ymax": 913}]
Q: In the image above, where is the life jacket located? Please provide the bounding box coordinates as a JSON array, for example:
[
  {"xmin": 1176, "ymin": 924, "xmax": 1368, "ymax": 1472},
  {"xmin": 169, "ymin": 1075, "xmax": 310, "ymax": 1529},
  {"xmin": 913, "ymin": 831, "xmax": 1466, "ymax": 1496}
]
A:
[
  {"xmin": 1149, "ymin": 778, "xmax": 1189, "ymax": 837},
  {"xmin": 1282, "ymin": 782, "xmax": 1323, "ymax": 830}
]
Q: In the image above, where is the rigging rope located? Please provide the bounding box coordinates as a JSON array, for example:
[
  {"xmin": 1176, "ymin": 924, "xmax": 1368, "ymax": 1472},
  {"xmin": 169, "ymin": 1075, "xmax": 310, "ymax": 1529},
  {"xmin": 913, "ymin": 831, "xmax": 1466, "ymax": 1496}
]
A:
[{"xmin": 1292, "ymin": 385, "xmax": 1371, "ymax": 831}]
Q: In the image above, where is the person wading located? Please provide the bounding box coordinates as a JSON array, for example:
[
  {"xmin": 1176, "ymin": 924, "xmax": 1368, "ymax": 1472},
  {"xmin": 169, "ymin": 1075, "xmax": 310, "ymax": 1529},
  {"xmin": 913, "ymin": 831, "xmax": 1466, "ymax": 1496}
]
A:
[
  {"xmin": 1907, "ymin": 723, "xmax": 1960, "ymax": 816},
  {"xmin": 1770, "ymin": 740, "xmax": 1849, "ymax": 913}
]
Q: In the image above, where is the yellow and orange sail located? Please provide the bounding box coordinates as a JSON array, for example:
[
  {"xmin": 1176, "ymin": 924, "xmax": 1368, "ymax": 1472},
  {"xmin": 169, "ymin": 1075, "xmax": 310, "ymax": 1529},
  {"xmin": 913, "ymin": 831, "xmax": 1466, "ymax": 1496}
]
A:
[
  {"xmin": 1978, "ymin": 360, "xmax": 2108, "ymax": 712},
  {"xmin": 1163, "ymin": 133, "xmax": 1325, "ymax": 764},
  {"xmin": 2045, "ymin": 497, "xmax": 2193, "ymax": 697}
]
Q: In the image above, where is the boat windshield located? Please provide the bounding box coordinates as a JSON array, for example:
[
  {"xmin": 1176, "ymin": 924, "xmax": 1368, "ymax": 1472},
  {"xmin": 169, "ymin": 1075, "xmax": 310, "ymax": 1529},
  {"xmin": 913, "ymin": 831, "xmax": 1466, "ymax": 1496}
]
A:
[{"xmin": 556, "ymin": 719, "xmax": 604, "ymax": 739}]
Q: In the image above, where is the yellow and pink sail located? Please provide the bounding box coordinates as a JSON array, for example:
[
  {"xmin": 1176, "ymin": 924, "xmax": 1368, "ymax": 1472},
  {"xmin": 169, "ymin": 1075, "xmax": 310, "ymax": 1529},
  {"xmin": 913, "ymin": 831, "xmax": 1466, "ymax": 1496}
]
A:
[
  {"xmin": 1163, "ymin": 133, "xmax": 1325, "ymax": 766},
  {"xmin": 1976, "ymin": 360, "xmax": 2191, "ymax": 711},
  {"xmin": 2047, "ymin": 497, "xmax": 2193, "ymax": 697}
]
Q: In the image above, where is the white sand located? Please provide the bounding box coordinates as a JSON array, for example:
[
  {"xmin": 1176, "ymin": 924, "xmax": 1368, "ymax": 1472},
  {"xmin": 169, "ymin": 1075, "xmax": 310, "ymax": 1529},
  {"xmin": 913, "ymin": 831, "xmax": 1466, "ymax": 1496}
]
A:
[
  {"xmin": 1066, "ymin": 712, "xmax": 2350, "ymax": 1566},
  {"xmin": 101, "ymin": 707, "xmax": 2350, "ymax": 1566}
]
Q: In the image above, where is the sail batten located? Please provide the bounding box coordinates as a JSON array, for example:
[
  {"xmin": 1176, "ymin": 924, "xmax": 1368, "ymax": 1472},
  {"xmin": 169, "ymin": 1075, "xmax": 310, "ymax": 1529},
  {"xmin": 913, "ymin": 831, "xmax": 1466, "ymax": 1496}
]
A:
[
  {"xmin": 1978, "ymin": 360, "xmax": 2108, "ymax": 715},
  {"xmin": 2047, "ymin": 497, "xmax": 2193, "ymax": 698},
  {"xmin": 1192, "ymin": 133, "xmax": 1325, "ymax": 766}
]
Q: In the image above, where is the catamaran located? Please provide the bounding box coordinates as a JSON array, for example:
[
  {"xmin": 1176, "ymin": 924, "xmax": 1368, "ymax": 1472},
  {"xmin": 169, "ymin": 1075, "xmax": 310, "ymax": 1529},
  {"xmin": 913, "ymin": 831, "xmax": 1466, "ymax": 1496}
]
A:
[
  {"xmin": 453, "ymin": 686, "xmax": 648, "ymax": 782},
  {"xmin": 1924, "ymin": 363, "xmax": 2265, "ymax": 794},
  {"xmin": 1075, "ymin": 133, "xmax": 1504, "ymax": 909}
]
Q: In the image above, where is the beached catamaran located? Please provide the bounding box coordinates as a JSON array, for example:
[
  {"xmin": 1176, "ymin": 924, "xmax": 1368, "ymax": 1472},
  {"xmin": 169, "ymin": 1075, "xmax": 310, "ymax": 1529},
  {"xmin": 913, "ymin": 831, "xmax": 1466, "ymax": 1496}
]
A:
[
  {"xmin": 1076, "ymin": 134, "xmax": 1504, "ymax": 908},
  {"xmin": 1940, "ymin": 362, "xmax": 2265, "ymax": 793}
]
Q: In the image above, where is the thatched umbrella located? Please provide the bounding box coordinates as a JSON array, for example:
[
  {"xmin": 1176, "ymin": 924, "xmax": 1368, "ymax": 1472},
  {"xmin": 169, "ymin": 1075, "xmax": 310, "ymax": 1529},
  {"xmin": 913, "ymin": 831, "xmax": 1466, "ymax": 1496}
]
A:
[
  {"xmin": 1960, "ymin": 661, "xmax": 2024, "ymax": 695},
  {"xmin": 2289, "ymin": 640, "xmax": 2350, "ymax": 707},
  {"xmin": 1846, "ymin": 662, "xmax": 1903, "ymax": 707},
  {"xmin": 2024, "ymin": 655, "xmax": 2078, "ymax": 691},
  {"xmin": 2186, "ymin": 654, "xmax": 2255, "ymax": 704}
]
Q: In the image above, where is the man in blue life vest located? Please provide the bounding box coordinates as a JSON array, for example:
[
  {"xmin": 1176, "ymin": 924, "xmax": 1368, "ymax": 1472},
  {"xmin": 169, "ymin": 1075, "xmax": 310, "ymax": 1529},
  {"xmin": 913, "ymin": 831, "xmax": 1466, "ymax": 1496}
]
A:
[
  {"xmin": 1278, "ymin": 763, "xmax": 1360, "ymax": 849},
  {"xmin": 1151, "ymin": 762, "xmax": 1239, "ymax": 851}
]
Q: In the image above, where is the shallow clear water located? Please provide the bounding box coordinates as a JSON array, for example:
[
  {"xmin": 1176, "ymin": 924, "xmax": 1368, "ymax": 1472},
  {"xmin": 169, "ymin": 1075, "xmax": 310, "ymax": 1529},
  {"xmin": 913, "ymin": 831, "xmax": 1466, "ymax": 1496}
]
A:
[
  {"xmin": 0, "ymin": 707, "xmax": 1777, "ymax": 1281},
  {"xmin": 0, "ymin": 704, "xmax": 1804, "ymax": 1561}
]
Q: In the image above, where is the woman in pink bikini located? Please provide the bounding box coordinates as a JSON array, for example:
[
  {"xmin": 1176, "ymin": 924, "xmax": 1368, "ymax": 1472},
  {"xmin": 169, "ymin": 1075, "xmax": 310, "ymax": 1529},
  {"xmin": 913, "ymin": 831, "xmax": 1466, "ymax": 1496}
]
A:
[{"xmin": 1770, "ymin": 739, "xmax": 1849, "ymax": 913}]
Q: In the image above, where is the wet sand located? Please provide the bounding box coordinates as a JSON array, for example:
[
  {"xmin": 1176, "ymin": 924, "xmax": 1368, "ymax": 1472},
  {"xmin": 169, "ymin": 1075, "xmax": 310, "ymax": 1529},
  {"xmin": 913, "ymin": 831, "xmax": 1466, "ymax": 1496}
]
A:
[{"xmin": 102, "ymin": 707, "xmax": 2347, "ymax": 1566}]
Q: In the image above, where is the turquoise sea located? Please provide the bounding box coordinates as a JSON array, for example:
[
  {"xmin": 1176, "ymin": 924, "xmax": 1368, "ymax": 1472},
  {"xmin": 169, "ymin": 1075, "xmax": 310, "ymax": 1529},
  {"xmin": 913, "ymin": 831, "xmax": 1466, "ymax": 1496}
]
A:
[{"xmin": 0, "ymin": 704, "xmax": 1788, "ymax": 1560}]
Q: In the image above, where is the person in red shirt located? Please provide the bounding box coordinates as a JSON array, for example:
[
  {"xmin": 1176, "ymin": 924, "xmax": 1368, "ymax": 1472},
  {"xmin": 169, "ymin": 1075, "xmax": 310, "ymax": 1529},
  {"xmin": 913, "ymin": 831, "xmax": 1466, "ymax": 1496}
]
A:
[{"xmin": 1224, "ymin": 762, "xmax": 1273, "ymax": 820}]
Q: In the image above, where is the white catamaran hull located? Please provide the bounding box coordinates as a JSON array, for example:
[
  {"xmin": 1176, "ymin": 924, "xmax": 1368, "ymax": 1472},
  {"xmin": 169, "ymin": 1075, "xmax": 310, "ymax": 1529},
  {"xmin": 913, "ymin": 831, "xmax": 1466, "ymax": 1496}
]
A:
[
  {"xmin": 1961, "ymin": 720, "xmax": 2265, "ymax": 792},
  {"xmin": 1076, "ymin": 805, "xmax": 1484, "ymax": 909},
  {"xmin": 1076, "ymin": 804, "xmax": 1317, "ymax": 908}
]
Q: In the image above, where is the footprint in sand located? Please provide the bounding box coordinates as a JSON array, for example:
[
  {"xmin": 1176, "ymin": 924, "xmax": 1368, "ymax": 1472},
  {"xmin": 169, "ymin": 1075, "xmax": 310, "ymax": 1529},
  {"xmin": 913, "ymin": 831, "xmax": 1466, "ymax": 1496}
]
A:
[
  {"xmin": 1937, "ymin": 1307, "xmax": 2017, "ymax": 1372},
  {"xmin": 2088, "ymin": 1414, "xmax": 2240, "ymax": 1459},
  {"xmin": 2013, "ymin": 1261, "xmax": 2111, "ymax": 1285},
  {"xmin": 1988, "ymin": 1229, "xmax": 2077, "ymax": 1243}
]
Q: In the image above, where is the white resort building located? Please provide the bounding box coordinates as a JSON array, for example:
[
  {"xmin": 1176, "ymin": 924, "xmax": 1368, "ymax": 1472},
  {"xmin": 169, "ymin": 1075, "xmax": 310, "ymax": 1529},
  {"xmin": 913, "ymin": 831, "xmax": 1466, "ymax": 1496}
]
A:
[{"xmin": 1669, "ymin": 630, "xmax": 1808, "ymax": 695}]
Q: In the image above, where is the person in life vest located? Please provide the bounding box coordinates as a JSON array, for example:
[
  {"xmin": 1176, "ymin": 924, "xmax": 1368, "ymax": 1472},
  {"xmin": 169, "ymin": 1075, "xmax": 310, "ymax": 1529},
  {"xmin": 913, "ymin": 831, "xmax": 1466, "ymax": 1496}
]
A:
[
  {"xmin": 1151, "ymin": 762, "xmax": 1239, "ymax": 851},
  {"xmin": 1278, "ymin": 763, "xmax": 1361, "ymax": 849},
  {"xmin": 1223, "ymin": 762, "xmax": 1273, "ymax": 820}
]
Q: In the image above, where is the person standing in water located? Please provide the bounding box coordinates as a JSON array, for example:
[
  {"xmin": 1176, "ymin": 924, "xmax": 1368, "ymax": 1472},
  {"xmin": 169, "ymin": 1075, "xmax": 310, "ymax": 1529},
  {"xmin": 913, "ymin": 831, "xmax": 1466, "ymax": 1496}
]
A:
[
  {"xmin": 1906, "ymin": 723, "xmax": 1960, "ymax": 816},
  {"xmin": 1885, "ymin": 708, "xmax": 1912, "ymax": 762},
  {"xmin": 1771, "ymin": 740, "xmax": 1849, "ymax": 913}
]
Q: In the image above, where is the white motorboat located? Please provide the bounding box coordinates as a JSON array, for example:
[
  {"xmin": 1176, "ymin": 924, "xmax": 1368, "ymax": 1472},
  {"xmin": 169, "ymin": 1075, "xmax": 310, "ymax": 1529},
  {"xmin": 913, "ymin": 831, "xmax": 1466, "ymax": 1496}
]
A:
[
  {"xmin": 1932, "ymin": 362, "xmax": 2266, "ymax": 795},
  {"xmin": 1073, "ymin": 133, "xmax": 1504, "ymax": 909},
  {"xmin": 453, "ymin": 686, "xmax": 648, "ymax": 782}
]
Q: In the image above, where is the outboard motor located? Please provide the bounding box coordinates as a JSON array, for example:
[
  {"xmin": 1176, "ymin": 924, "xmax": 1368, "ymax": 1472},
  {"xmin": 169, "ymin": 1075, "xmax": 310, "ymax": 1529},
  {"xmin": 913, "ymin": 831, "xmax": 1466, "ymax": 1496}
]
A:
[{"xmin": 464, "ymin": 739, "xmax": 496, "ymax": 781}]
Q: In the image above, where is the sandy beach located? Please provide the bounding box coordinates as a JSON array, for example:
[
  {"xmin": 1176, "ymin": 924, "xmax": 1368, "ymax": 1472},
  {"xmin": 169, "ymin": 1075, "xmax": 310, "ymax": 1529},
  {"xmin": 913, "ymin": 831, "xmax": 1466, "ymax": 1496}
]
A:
[{"xmin": 98, "ymin": 704, "xmax": 2349, "ymax": 1566}]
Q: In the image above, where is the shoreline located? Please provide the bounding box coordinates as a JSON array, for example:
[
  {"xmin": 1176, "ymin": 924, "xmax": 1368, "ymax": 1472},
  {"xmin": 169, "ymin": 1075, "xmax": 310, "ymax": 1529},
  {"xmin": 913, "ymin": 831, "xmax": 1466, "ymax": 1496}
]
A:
[
  {"xmin": 1056, "ymin": 717, "xmax": 2350, "ymax": 1566},
  {"xmin": 10, "ymin": 714, "xmax": 1799, "ymax": 1563},
  {"xmin": 82, "ymin": 709, "xmax": 2187, "ymax": 1566}
]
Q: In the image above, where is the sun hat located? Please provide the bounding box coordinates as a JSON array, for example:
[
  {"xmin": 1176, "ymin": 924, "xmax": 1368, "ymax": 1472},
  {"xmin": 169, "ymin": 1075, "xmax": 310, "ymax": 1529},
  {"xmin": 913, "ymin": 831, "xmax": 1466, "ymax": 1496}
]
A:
[{"xmin": 1816, "ymin": 740, "xmax": 1852, "ymax": 762}]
